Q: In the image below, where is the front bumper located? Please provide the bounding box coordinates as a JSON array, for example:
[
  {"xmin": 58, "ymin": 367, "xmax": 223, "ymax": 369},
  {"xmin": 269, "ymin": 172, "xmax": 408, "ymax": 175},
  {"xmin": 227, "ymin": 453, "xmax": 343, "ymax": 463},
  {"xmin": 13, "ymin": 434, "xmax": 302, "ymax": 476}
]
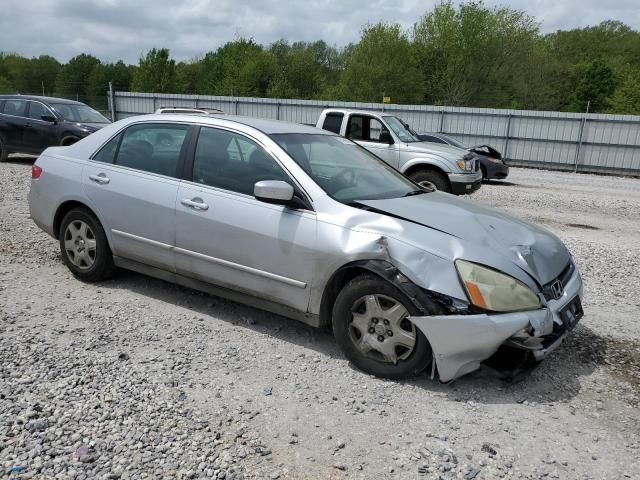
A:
[
  {"xmin": 484, "ymin": 161, "xmax": 509, "ymax": 180},
  {"xmin": 448, "ymin": 171, "xmax": 483, "ymax": 195},
  {"xmin": 410, "ymin": 265, "xmax": 584, "ymax": 382}
]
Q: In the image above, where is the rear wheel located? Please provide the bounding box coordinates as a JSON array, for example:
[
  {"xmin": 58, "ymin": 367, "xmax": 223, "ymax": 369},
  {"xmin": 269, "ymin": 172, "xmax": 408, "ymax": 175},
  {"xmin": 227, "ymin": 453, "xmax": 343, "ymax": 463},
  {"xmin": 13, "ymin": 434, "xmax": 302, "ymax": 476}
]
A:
[
  {"xmin": 59, "ymin": 208, "xmax": 115, "ymax": 282},
  {"xmin": 409, "ymin": 169, "xmax": 451, "ymax": 193},
  {"xmin": 332, "ymin": 274, "xmax": 432, "ymax": 379},
  {"xmin": 0, "ymin": 136, "xmax": 8, "ymax": 162}
]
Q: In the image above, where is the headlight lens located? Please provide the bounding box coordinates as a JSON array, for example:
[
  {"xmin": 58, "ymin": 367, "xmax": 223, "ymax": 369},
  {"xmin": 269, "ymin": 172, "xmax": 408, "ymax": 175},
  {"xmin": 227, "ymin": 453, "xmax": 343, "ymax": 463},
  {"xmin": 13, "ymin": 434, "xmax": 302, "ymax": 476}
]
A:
[
  {"xmin": 455, "ymin": 260, "xmax": 541, "ymax": 312},
  {"xmin": 456, "ymin": 159, "xmax": 473, "ymax": 171}
]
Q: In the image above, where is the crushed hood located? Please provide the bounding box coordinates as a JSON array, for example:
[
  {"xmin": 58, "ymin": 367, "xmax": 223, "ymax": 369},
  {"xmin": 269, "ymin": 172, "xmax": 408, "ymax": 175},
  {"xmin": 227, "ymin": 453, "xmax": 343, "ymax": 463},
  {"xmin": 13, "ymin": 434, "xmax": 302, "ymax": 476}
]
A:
[{"xmin": 358, "ymin": 192, "xmax": 570, "ymax": 286}]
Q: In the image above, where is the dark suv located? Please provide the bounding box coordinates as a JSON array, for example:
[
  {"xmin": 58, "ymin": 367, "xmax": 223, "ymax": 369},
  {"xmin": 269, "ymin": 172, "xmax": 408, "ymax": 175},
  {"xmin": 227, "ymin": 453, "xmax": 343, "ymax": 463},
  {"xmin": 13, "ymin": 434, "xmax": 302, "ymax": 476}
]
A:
[{"xmin": 0, "ymin": 95, "xmax": 111, "ymax": 161}]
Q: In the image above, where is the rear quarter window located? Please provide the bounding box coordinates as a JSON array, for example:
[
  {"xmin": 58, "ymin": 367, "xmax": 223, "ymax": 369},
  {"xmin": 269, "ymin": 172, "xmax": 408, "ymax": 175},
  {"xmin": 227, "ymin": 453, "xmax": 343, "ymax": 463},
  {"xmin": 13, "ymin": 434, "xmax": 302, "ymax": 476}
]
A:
[{"xmin": 322, "ymin": 113, "xmax": 343, "ymax": 134}]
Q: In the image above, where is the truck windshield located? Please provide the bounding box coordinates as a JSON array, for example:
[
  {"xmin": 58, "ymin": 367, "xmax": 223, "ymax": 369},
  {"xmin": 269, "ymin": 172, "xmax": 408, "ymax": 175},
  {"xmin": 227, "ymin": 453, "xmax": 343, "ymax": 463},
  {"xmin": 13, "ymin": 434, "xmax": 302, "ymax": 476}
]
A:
[
  {"xmin": 383, "ymin": 116, "xmax": 421, "ymax": 143},
  {"xmin": 270, "ymin": 133, "xmax": 424, "ymax": 203}
]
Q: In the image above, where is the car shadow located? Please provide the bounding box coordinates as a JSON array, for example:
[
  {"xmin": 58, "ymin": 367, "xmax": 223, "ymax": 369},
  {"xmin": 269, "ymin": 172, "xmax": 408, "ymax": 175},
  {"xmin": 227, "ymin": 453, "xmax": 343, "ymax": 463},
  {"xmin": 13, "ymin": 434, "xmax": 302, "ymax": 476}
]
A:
[{"xmin": 99, "ymin": 269, "xmax": 604, "ymax": 405}]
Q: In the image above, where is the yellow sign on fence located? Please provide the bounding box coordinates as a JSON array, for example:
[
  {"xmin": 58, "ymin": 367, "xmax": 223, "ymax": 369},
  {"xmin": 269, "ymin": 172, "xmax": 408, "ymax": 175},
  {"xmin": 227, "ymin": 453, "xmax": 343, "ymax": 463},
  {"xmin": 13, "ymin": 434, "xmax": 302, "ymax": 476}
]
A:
[{"xmin": 383, "ymin": 96, "xmax": 391, "ymax": 104}]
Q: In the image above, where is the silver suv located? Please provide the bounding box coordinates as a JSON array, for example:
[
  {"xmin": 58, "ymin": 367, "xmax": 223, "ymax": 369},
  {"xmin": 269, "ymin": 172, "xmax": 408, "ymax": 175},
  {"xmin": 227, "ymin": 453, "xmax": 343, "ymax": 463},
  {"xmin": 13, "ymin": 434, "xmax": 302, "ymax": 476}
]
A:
[{"xmin": 29, "ymin": 115, "xmax": 583, "ymax": 381}]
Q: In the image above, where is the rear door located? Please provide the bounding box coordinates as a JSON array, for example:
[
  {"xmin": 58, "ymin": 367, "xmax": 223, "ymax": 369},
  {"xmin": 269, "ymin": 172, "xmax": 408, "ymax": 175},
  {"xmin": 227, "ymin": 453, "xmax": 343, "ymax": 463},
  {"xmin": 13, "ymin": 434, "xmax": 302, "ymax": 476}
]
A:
[
  {"xmin": 0, "ymin": 99, "xmax": 29, "ymax": 150},
  {"xmin": 345, "ymin": 114, "xmax": 399, "ymax": 168},
  {"xmin": 174, "ymin": 125, "xmax": 316, "ymax": 312},
  {"xmin": 83, "ymin": 122, "xmax": 191, "ymax": 271},
  {"xmin": 23, "ymin": 101, "xmax": 59, "ymax": 153}
]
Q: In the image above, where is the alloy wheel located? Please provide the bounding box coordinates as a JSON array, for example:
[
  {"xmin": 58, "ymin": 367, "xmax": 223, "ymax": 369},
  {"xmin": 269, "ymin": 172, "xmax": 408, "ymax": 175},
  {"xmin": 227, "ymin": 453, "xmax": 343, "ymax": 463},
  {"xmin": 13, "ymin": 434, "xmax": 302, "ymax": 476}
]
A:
[
  {"xmin": 63, "ymin": 220, "xmax": 97, "ymax": 269},
  {"xmin": 348, "ymin": 294, "xmax": 417, "ymax": 364}
]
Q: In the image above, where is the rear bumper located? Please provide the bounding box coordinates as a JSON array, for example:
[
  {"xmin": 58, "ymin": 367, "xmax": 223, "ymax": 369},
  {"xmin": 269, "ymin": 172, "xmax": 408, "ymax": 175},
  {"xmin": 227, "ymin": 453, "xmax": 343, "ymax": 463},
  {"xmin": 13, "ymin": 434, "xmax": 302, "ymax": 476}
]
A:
[
  {"xmin": 410, "ymin": 264, "xmax": 584, "ymax": 382},
  {"xmin": 448, "ymin": 171, "xmax": 483, "ymax": 195}
]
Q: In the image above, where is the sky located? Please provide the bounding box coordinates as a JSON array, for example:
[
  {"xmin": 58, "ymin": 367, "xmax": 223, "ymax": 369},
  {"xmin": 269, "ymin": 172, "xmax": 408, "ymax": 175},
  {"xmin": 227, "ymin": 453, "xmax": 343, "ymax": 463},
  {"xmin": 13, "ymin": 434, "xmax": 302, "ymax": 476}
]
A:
[{"xmin": 1, "ymin": 0, "xmax": 638, "ymax": 63}]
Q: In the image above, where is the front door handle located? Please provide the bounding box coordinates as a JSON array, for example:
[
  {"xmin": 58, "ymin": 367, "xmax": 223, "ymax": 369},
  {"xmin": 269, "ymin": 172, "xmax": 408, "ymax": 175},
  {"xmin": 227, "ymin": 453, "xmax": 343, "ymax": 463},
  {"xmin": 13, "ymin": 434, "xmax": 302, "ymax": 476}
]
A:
[
  {"xmin": 89, "ymin": 173, "xmax": 110, "ymax": 185},
  {"xmin": 181, "ymin": 197, "xmax": 209, "ymax": 211}
]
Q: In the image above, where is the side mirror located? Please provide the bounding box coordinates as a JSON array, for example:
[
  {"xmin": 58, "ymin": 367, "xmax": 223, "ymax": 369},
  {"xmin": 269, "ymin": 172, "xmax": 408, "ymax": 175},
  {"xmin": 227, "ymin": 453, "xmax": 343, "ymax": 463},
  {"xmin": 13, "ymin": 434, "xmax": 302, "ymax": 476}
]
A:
[
  {"xmin": 379, "ymin": 130, "xmax": 393, "ymax": 144},
  {"xmin": 254, "ymin": 180, "xmax": 294, "ymax": 205},
  {"xmin": 41, "ymin": 115, "xmax": 56, "ymax": 123}
]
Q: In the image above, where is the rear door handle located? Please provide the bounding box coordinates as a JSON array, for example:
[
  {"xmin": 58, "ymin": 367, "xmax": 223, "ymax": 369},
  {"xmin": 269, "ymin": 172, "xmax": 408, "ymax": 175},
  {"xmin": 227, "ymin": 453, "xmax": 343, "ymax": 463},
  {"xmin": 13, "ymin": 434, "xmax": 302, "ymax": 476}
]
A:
[
  {"xmin": 89, "ymin": 173, "xmax": 110, "ymax": 185},
  {"xmin": 181, "ymin": 197, "xmax": 209, "ymax": 211}
]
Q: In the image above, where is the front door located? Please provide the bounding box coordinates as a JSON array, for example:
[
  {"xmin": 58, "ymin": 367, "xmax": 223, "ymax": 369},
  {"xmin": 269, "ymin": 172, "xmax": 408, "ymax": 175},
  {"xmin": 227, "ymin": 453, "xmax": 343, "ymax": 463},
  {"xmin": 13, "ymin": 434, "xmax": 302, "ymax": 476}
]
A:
[
  {"xmin": 83, "ymin": 122, "xmax": 190, "ymax": 270},
  {"xmin": 346, "ymin": 114, "xmax": 399, "ymax": 168},
  {"xmin": 175, "ymin": 126, "xmax": 316, "ymax": 312},
  {"xmin": 24, "ymin": 101, "xmax": 59, "ymax": 153}
]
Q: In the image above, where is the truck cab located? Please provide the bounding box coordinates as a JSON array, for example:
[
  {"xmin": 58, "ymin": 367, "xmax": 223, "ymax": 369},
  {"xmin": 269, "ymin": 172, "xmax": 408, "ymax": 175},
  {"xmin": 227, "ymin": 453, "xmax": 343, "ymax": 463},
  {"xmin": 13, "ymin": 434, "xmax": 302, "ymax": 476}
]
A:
[{"xmin": 317, "ymin": 108, "xmax": 482, "ymax": 194}]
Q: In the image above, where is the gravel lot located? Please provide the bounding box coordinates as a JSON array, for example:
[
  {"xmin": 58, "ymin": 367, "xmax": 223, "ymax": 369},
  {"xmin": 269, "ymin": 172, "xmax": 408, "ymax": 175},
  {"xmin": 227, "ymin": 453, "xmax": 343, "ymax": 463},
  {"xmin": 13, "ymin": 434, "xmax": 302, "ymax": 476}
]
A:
[{"xmin": 1, "ymin": 157, "xmax": 639, "ymax": 480}]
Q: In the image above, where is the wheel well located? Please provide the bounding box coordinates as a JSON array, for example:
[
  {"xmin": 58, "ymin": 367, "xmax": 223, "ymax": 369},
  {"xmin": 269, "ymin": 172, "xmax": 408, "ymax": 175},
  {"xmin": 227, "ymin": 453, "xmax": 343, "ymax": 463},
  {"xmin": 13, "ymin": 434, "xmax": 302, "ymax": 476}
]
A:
[
  {"xmin": 319, "ymin": 266, "xmax": 379, "ymax": 327},
  {"xmin": 53, "ymin": 201, "xmax": 94, "ymax": 239},
  {"xmin": 404, "ymin": 163, "xmax": 447, "ymax": 179}
]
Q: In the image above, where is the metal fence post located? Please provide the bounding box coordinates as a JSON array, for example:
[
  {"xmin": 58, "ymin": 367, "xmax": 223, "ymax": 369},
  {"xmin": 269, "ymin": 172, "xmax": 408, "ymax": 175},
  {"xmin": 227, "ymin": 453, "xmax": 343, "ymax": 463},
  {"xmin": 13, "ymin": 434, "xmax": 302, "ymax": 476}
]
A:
[
  {"xmin": 503, "ymin": 114, "xmax": 512, "ymax": 160},
  {"xmin": 108, "ymin": 81, "xmax": 115, "ymax": 122},
  {"xmin": 574, "ymin": 117, "xmax": 586, "ymax": 173},
  {"xmin": 276, "ymin": 102, "xmax": 281, "ymax": 120},
  {"xmin": 439, "ymin": 110, "xmax": 445, "ymax": 133},
  {"xmin": 235, "ymin": 100, "xmax": 239, "ymax": 115}
]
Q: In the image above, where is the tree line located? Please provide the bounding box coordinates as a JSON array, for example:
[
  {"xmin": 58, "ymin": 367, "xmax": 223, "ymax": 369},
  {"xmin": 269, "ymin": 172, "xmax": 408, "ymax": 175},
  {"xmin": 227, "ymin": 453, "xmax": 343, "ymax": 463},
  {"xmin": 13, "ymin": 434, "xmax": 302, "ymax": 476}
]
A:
[{"xmin": 1, "ymin": 2, "xmax": 639, "ymax": 114}]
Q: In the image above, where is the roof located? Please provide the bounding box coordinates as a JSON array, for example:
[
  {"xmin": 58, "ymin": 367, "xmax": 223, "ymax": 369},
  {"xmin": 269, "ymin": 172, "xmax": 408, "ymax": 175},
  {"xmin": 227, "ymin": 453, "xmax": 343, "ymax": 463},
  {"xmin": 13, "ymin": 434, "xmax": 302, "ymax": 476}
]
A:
[
  {"xmin": 129, "ymin": 113, "xmax": 333, "ymax": 135},
  {"xmin": 0, "ymin": 94, "xmax": 83, "ymax": 105},
  {"xmin": 322, "ymin": 108, "xmax": 391, "ymax": 117}
]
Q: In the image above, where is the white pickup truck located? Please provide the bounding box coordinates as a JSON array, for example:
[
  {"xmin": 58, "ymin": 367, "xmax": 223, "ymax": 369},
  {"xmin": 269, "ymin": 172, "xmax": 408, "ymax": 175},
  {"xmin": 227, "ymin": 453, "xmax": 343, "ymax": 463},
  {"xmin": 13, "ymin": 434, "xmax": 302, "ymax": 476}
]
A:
[{"xmin": 316, "ymin": 109, "xmax": 482, "ymax": 194}]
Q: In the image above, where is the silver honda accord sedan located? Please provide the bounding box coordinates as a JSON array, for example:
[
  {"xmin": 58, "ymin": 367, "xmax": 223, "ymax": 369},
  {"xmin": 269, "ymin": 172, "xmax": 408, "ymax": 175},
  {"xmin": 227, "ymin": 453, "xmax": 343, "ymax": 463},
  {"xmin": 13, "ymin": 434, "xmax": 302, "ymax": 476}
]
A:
[{"xmin": 28, "ymin": 114, "xmax": 584, "ymax": 381}]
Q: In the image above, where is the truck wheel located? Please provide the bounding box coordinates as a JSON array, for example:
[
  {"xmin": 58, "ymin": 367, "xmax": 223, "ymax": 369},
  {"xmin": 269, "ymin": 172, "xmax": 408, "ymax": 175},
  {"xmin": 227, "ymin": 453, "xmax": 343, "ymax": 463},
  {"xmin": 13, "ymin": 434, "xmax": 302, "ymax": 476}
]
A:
[
  {"xmin": 409, "ymin": 169, "xmax": 451, "ymax": 193},
  {"xmin": 332, "ymin": 274, "xmax": 432, "ymax": 379}
]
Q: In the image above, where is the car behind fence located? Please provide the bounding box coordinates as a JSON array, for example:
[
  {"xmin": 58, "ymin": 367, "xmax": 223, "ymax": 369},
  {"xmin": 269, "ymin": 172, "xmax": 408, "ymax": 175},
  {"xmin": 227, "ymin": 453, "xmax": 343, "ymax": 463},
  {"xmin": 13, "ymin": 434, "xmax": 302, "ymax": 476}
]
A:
[{"xmin": 109, "ymin": 91, "xmax": 640, "ymax": 176}]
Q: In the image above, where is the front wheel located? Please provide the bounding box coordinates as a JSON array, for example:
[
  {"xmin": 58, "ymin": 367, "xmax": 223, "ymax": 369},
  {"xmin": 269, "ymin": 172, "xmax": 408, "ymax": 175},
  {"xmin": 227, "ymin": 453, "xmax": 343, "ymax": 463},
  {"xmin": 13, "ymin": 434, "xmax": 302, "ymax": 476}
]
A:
[
  {"xmin": 332, "ymin": 274, "xmax": 432, "ymax": 379},
  {"xmin": 59, "ymin": 208, "xmax": 115, "ymax": 282},
  {"xmin": 409, "ymin": 169, "xmax": 451, "ymax": 193}
]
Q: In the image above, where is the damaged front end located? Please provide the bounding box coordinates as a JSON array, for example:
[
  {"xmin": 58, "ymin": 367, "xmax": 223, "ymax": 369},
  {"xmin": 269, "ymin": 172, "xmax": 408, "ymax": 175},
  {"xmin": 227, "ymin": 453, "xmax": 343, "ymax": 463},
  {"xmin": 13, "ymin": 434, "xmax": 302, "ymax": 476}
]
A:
[{"xmin": 409, "ymin": 260, "xmax": 584, "ymax": 382}]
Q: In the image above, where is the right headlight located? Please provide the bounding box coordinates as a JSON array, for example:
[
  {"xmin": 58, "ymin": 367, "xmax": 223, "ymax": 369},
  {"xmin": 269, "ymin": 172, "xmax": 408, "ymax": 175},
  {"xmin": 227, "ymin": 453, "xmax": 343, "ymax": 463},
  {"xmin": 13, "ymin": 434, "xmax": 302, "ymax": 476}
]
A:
[{"xmin": 455, "ymin": 260, "xmax": 541, "ymax": 312}]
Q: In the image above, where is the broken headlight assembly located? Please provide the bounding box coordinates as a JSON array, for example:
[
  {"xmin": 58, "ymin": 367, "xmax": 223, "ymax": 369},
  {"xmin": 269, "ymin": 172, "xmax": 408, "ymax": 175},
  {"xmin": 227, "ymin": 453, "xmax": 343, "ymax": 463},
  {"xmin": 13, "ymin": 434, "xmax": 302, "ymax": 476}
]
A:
[{"xmin": 455, "ymin": 260, "xmax": 541, "ymax": 312}]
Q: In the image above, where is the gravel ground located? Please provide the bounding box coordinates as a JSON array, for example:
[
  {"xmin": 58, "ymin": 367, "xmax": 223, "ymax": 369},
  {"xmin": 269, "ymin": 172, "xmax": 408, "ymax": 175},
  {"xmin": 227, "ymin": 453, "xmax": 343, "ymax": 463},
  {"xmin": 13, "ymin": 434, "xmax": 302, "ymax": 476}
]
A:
[{"xmin": 1, "ymin": 157, "xmax": 639, "ymax": 480}]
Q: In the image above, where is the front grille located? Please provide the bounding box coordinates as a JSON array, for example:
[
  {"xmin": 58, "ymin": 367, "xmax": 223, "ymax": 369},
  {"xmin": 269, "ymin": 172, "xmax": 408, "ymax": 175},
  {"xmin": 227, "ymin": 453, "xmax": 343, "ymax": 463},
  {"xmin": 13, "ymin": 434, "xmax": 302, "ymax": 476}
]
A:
[{"xmin": 542, "ymin": 262, "xmax": 575, "ymax": 301}]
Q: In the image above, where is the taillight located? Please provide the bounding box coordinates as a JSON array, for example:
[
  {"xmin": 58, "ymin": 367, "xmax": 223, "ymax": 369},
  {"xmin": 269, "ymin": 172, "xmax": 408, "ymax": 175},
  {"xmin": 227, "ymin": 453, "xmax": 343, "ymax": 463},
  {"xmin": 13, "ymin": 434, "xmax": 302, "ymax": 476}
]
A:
[{"xmin": 32, "ymin": 165, "xmax": 43, "ymax": 179}]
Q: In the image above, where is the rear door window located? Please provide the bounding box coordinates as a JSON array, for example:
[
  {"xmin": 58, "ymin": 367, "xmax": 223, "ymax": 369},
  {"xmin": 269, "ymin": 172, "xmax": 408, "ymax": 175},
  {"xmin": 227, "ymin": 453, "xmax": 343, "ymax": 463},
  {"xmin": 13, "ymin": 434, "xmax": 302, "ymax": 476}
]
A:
[
  {"xmin": 2, "ymin": 100, "xmax": 28, "ymax": 117},
  {"xmin": 114, "ymin": 123, "xmax": 188, "ymax": 177}
]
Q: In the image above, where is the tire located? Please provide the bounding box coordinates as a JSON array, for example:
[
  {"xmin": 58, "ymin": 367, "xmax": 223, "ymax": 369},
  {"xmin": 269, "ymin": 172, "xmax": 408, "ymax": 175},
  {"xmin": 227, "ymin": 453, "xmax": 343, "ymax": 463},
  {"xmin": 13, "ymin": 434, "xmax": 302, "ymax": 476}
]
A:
[
  {"xmin": 332, "ymin": 274, "xmax": 432, "ymax": 379},
  {"xmin": 60, "ymin": 136, "xmax": 79, "ymax": 147},
  {"xmin": 0, "ymin": 135, "xmax": 8, "ymax": 162},
  {"xmin": 409, "ymin": 169, "xmax": 451, "ymax": 193},
  {"xmin": 59, "ymin": 208, "xmax": 115, "ymax": 282}
]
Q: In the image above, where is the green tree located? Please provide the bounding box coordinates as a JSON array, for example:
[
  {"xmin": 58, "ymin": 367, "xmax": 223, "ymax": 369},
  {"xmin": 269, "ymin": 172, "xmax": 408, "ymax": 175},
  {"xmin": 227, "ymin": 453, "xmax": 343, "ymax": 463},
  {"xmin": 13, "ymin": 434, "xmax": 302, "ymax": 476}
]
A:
[
  {"xmin": 413, "ymin": 1, "xmax": 540, "ymax": 107},
  {"xmin": 337, "ymin": 22, "xmax": 422, "ymax": 104},
  {"xmin": 86, "ymin": 60, "xmax": 133, "ymax": 109},
  {"xmin": 131, "ymin": 48, "xmax": 176, "ymax": 93},
  {"xmin": 568, "ymin": 59, "xmax": 618, "ymax": 112},
  {"xmin": 55, "ymin": 53, "xmax": 101, "ymax": 98},
  {"xmin": 607, "ymin": 70, "xmax": 640, "ymax": 114}
]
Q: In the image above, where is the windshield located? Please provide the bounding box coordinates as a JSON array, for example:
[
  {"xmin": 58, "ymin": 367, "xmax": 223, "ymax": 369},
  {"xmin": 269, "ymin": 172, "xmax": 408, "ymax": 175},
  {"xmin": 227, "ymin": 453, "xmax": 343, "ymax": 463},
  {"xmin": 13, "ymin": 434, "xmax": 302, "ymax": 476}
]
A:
[
  {"xmin": 383, "ymin": 116, "xmax": 421, "ymax": 143},
  {"xmin": 270, "ymin": 133, "xmax": 422, "ymax": 203},
  {"xmin": 439, "ymin": 134, "xmax": 467, "ymax": 149},
  {"xmin": 50, "ymin": 103, "xmax": 110, "ymax": 123}
]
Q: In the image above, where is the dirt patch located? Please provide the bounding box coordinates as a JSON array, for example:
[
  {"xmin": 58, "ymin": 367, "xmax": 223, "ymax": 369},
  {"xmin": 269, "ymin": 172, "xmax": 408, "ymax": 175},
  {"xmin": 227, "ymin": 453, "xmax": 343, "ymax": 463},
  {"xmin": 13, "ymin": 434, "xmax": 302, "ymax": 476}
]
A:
[{"xmin": 565, "ymin": 223, "xmax": 600, "ymax": 230}]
